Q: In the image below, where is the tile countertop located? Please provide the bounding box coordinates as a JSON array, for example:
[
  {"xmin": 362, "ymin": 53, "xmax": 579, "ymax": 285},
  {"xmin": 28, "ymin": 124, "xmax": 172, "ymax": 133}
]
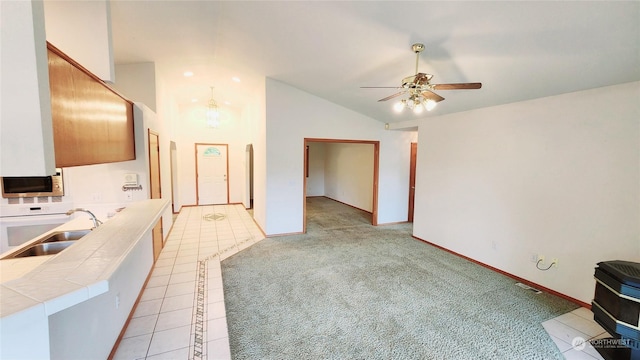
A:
[
  {"xmin": 0, "ymin": 218, "xmax": 95, "ymax": 283},
  {"xmin": 0, "ymin": 199, "xmax": 169, "ymax": 319}
]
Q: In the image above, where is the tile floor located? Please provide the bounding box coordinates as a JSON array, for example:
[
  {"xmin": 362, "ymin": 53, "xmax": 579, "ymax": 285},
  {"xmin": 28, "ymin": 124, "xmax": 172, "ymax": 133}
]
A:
[
  {"xmin": 112, "ymin": 204, "xmax": 265, "ymax": 360},
  {"xmin": 542, "ymin": 307, "xmax": 609, "ymax": 359}
]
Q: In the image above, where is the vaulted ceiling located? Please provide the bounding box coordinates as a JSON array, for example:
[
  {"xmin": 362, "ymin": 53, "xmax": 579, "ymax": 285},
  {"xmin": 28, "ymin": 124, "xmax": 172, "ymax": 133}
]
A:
[{"xmin": 110, "ymin": 1, "xmax": 640, "ymax": 123}]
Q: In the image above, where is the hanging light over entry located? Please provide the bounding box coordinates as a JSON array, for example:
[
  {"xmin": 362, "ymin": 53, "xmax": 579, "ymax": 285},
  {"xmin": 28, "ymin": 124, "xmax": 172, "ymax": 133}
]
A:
[{"xmin": 206, "ymin": 86, "xmax": 220, "ymax": 128}]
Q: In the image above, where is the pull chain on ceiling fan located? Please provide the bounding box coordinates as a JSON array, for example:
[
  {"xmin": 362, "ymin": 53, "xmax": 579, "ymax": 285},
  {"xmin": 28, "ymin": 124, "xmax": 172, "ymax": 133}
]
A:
[{"xmin": 361, "ymin": 43, "xmax": 482, "ymax": 114}]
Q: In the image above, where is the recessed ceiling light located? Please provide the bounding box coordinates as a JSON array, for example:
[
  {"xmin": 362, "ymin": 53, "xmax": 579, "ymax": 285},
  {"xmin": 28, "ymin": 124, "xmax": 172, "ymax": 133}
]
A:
[
  {"xmin": 232, "ymin": 77, "xmax": 241, "ymax": 83},
  {"xmin": 183, "ymin": 71, "xmax": 194, "ymax": 77},
  {"xmin": 224, "ymin": 101, "xmax": 231, "ymax": 105},
  {"xmin": 191, "ymin": 98, "xmax": 198, "ymax": 103}
]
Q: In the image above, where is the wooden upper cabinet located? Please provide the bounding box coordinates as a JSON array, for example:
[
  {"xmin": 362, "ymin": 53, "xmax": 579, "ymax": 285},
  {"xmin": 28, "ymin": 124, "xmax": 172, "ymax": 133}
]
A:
[{"xmin": 47, "ymin": 42, "xmax": 135, "ymax": 167}]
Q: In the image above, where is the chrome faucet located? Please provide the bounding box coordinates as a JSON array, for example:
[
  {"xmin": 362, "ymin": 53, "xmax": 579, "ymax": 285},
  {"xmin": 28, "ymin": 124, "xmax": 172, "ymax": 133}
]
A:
[{"xmin": 66, "ymin": 208, "xmax": 103, "ymax": 228}]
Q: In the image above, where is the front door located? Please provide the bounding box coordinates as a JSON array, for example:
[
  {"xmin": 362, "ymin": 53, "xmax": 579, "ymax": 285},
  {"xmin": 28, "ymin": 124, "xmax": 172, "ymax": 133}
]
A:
[{"xmin": 196, "ymin": 143, "xmax": 229, "ymax": 205}]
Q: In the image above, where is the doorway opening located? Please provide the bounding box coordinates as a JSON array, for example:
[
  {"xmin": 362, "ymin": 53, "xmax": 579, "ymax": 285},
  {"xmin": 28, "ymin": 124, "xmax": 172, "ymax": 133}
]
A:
[{"xmin": 303, "ymin": 138, "xmax": 380, "ymax": 233}]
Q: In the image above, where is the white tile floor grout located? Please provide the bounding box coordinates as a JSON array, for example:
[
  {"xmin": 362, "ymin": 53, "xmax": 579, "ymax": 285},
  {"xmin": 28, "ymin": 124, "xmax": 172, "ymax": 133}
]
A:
[
  {"xmin": 113, "ymin": 204, "xmax": 265, "ymax": 360},
  {"xmin": 113, "ymin": 204, "xmax": 614, "ymax": 360},
  {"xmin": 542, "ymin": 307, "xmax": 608, "ymax": 359}
]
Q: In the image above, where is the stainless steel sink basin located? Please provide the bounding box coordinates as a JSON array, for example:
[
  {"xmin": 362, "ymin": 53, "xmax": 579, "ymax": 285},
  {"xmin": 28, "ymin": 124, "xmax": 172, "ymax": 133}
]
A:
[
  {"xmin": 10, "ymin": 241, "xmax": 77, "ymax": 258},
  {"xmin": 2, "ymin": 229, "xmax": 91, "ymax": 259},
  {"xmin": 41, "ymin": 229, "xmax": 91, "ymax": 243}
]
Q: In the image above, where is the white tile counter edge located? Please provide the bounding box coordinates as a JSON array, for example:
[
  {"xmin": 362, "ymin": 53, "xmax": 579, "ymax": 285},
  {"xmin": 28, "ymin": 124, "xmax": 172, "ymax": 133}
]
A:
[{"xmin": 0, "ymin": 199, "xmax": 169, "ymax": 318}]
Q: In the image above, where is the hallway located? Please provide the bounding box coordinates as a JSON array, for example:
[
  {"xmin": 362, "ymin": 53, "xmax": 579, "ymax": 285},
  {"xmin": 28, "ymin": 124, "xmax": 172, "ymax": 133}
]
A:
[{"xmin": 113, "ymin": 204, "xmax": 264, "ymax": 360}]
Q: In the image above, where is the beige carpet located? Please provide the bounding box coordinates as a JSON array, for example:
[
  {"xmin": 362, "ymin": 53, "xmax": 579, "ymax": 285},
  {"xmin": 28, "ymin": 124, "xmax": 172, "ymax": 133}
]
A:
[{"xmin": 222, "ymin": 197, "xmax": 577, "ymax": 359}]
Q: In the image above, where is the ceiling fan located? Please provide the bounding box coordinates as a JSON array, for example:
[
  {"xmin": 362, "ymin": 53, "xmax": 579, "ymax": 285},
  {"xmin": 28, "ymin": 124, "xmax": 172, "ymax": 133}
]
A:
[{"xmin": 362, "ymin": 43, "xmax": 482, "ymax": 113}]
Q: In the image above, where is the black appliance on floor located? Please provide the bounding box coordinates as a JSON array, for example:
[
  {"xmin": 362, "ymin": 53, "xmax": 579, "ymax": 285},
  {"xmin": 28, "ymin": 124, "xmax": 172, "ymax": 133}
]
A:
[{"xmin": 592, "ymin": 260, "xmax": 640, "ymax": 360}]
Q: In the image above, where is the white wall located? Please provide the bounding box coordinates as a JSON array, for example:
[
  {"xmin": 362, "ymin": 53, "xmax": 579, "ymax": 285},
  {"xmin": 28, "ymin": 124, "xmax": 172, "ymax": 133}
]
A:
[
  {"xmin": 248, "ymin": 80, "xmax": 268, "ymax": 233},
  {"xmin": 413, "ymin": 81, "xmax": 640, "ymax": 304},
  {"xmin": 48, "ymin": 232, "xmax": 153, "ymax": 359},
  {"xmin": 43, "ymin": 0, "xmax": 114, "ymax": 82},
  {"xmin": 262, "ymin": 78, "xmax": 417, "ymax": 235},
  {"xmin": 324, "ymin": 143, "xmax": 374, "ymax": 212},
  {"xmin": 306, "ymin": 142, "xmax": 326, "ymax": 196},
  {"xmin": 172, "ymin": 104, "xmax": 249, "ymax": 209},
  {"xmin": 112, "ymin": 62, "xmax": 157, "ymax": 112},
  {"xmin": 154, "ymin": 68, "xmax": 180, "ymax": 215},
  {"xmin": 0, "ymin": 0, "xmax": 56, "ymax": 177},
  {"xmin": 0, "ymin": 304, "xmax": 49, "ymax": 359}
]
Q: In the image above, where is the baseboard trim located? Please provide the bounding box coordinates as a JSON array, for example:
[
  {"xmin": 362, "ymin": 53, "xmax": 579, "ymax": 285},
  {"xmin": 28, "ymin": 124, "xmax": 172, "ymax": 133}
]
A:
[
  {"xmin": 378, "ymin": 221, "xmax": 410, "ymax": 226},
  {"xmin": 250, "ymin": 217, "xmax": 267, "ymax": 238},
  {"xmin": 412, "ymin": 235, "xmax": 591, "ymax": 309},
  {"xmin": 267, "ymin": 231, "xmax": 304, "ymax": 237},
  {"xmin": 315, "ymin": 196, "xmax": 373, "ymax": 214}
]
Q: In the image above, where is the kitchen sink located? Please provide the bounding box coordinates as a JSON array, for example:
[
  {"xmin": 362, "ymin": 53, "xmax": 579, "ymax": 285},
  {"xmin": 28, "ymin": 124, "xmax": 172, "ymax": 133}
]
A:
[
  {"xmin": 10, "ymin": 241, "xmax": 76, "ymax": 257},
  {"xmin": 41, "ymin": 229, "xmax": 91, "ymax": 243},
  {"xmin": 2, "ymin": 229, "xmax": 91, "ymax": 259}
]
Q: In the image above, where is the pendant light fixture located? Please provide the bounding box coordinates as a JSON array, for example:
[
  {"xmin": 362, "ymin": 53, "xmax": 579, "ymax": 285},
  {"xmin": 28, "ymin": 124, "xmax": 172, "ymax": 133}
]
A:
[{"xmin": 206, "ymin": 86, "xmax": 220, "ymax": 128}]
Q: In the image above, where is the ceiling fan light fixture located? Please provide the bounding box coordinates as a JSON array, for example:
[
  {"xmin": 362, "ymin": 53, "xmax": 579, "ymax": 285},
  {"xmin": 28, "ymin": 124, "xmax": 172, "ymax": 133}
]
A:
[
  {"xmin": 393, "ymin": 100, "xmax": 405, "ymax": 112},
  {"xmin": 413, "ymin": 102, "xmax": 424, "ymax": 114},
  {"xmin": 425, "ymin": 99, "xmax": 437, "ymax": 111},
  {"xmin": 406, "ymin": 97, "xmax": 416, "ymax": 110},
  {"xmin": 363, "ymin": 43, "xmax": 481, "ymax": 115}
]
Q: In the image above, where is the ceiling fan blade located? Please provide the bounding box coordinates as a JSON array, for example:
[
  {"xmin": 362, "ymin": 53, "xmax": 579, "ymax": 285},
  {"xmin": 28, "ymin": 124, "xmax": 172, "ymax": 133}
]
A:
[
  {"xmin": 421, "ymin": 90, "xmax": 445, "ymax": 102},
  {"xmin": 378, "ymin": 91, "xmax": 406, "ymax": 102},
  {"xmin": 432, "ymin": 83, "xmax": 482, "ymax": 90},
  {"xmin": 360, "ymin": 86, "xmax": 403, "ymax": 89}
]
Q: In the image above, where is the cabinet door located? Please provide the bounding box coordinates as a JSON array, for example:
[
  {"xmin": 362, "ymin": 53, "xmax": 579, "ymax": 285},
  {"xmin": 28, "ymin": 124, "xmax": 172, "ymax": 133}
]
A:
[
  {"xmin": 48, "ymin": 43, "xmax": 134, "ymax": 167},
  {"xmin": 152, "ymin": 219, "xmax": 163, "ymax": 261}
]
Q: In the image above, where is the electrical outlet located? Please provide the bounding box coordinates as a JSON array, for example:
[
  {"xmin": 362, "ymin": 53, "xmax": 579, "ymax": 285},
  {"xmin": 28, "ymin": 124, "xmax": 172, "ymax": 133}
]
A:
[
  {"xmin": 530, "ymin": 254, "xmax": 538, "ymax": 262},
  {"xmin": 538, "ymin": 255, "xmax": 545, "ymax": 265},
  {"xmin": 551, "ymin": 258, "xmax": 559, "ymax": 268}
]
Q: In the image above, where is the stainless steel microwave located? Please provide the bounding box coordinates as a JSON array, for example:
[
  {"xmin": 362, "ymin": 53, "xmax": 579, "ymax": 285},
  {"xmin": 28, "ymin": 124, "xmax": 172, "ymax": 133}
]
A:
[{"xmin": 1, "ymin": 168, "xmax": 64, "ymax": 198}]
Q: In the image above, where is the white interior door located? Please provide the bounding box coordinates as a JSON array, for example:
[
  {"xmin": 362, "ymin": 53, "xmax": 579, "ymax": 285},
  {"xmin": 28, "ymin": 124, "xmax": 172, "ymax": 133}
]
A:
[{"xmin": 196, "ymin": 144, "xmax": 228, "ymax": 205}]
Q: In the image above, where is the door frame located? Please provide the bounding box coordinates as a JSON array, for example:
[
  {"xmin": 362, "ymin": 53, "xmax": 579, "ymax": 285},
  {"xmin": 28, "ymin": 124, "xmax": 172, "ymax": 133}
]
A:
[
  {"xmin": 169, "ymin": 141, "xmax": 178, "ymax": 213},
  {"xmin": 148, "ymin": 130, "xmax": 163, "ymax": 260},
  {"xmin": 148, "ymin": 130, "xmax": 161, "ymax": 199},
  {"xmin": 194, "ymin": 143, "xmax": 230, "ymax": 205},
  {"xmin": 303, "ymin": 138, "xmax": 380, "ymax": 233},
  {"xmin": 408, "ymin": 142, "xmax": 417, "ymax": 222}
]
